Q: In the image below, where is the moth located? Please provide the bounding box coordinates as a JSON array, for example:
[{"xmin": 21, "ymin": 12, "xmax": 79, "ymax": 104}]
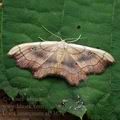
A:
[
  {"xmin": 8, "ymin": 41, "xmax": 115, "ymax": 86},
  {"xmin": 8, "ymin": 27, "xmax": 115, "ymax": 86}
]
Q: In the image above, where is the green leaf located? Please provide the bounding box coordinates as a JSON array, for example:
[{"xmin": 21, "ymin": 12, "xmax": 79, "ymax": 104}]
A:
[{"xmin": 0, "ymin": 0, "xmax": 120, "ymax": 119}]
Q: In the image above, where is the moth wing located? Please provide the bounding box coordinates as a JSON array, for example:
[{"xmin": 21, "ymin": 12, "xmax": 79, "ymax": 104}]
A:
[
  {"xmin": 8, "ymin": 41, "xmax": 58, "ymax": 70},
  {"xmin": 67, "ymin": 43, "xmax": 115, "ymax": 74}
]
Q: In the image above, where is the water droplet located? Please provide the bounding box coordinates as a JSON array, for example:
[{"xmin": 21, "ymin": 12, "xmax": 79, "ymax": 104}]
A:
[
  {"xmin": 77, "ymin": 95, "xmax": 80, "ymax": 99},
  {"xmin": 76, "ymin": 100, "xmax": 80, "ymax": 105},
  {"xmin": 57, "ymin": 104, "xmax": 61, "ymax": 108},
  {"xmin": 62, "ymin": 99, "xmax": 68, "ymax": 103},
  {"xmin": 74, "ymin": 105, "xmax": 82, "ymax": 110},
  {"xmin": 69, "ymin": 106, "xmax": 72, "ymax": 110}
]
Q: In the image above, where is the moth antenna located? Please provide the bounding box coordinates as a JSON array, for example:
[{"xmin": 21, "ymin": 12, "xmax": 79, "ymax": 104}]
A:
[
  {"xmin": 38, "ymin": 36, "xmax": 46, "ymax": 42},
  {"xmin": 41, "ymin": 25, "xmax": 63, "ymax": 41},
  {"xmin": 64, "ymin": 37, "xmax": 79, "ymax": 41},
  {"xmin": 65, "ymin": 34, "xmax": 82, "ymax": 43}
]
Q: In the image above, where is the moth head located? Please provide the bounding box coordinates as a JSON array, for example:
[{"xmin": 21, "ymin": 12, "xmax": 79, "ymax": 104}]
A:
[{"xmin": 58, "ymin": 40, "xmax": 68, "ymax": 49}]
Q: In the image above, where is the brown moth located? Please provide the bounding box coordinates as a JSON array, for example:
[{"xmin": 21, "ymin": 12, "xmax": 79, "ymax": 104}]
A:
[{"xmin": 8, "ymin": 40, "xmax": 115, "ymax": 86}]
